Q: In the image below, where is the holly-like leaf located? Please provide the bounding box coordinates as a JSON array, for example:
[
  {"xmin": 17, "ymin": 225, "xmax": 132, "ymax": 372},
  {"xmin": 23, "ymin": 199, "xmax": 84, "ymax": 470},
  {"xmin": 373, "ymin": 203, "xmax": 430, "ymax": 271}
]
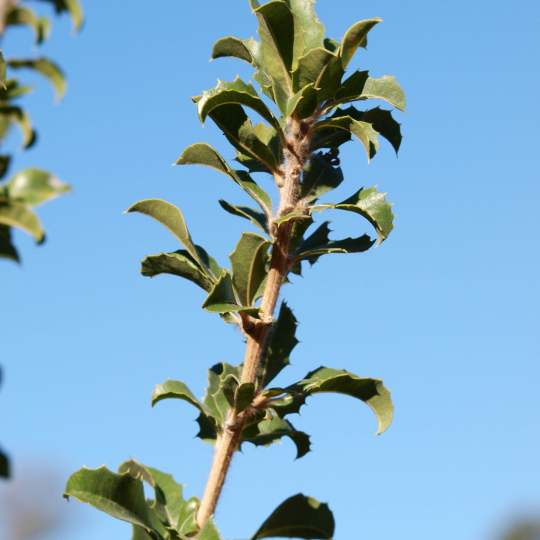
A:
[
  {"xmin": 291, "ymin": 367, "xmax": 393, "ymax": 434},
  {"xmin": 7, "ymin": 58, "xmax": 66, "ymax": 100},
  {"xmin": 242, "ymin": 410, "xmax": 311, "ymax": 459},
  {"xmin": 205, "ymin": 104, "xmax": 280, "ymax": 174},
  {"xmin": 301, "ymin": 152, "xmax": 343, "ymax": 203},
  {"xmin": 64, "ymin": 467, "xmax": 164, "ymax": 535},
  {"xmin": 313, "ymin": 114, "xmax": 379, "ymax": 161},
  {"xmin": 219, "ymin": 200, "xmax": 269, "ymax": 234},
  {"xmin": 119, "ymin": 460, "xmax": 198, "ymax": 535},
  {"xmin": 176, "ymin": 143, "xmax": 272, "ymax": 214},
  {"xmin": 198, "ymin": 77, "xmax": 282, "ymax": 134},
  {"xmin": 0, "ymin": 201, "xmax": 44, "ymax": 242},
  {"xmin": 202, "ymin": 270, "xmax": 245, "ymax": 313},
  {"xmin": 339, "ymin": 18, "xmax": 382, "ymax": 69},
  {"xmin": 141, "ymin": 251, "xmax": 216, "ymax": 292},
  {"xmin": 235, "ymin": 382, "xmax": 256, "ymax": 413},
  {"xmin": 0, "ymin": 225, "xmax": 19, "ymax": 262},
  {"xmin": 292, "ymin": 48, "xmax": 334, "ymax": 92},
  {"xmin": 251, "ymin": 0, "xmax": 295, "ymax": 111},
  {"xmin": 260, "ymin": 302, "xmax": 298, "ymax": 387},
  {"xmin": 5, "ymin": 168, "xmax": 70, "ymax": 206},
  {"xmin": 230, "ymin": 233, "xmax": 270, "ymax": 307},
  {"xmin": 335, "ymin": 71, "xmax": 405, "ymax": 111},
  {"xmin": 295, "ymin": 222, "xmax": 374, "ymax": 264},
  {"xmin": 252, "ymin": 493, "xmax": 335, "ymax": 540},
  {"xmin": 312, "ymin": 186, "xmax": 394, "ymax": 244},
  {"xmin": 127, "ymin": 199, "xmax": 214, "ymax": 277},
  {"xmin": 0, "ymin": 105, "xmax": 36, "ymax": 148}
]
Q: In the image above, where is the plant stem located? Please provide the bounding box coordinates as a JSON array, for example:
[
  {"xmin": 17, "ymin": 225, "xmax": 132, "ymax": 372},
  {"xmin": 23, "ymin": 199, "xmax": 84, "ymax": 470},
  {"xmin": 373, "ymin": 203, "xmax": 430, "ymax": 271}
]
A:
[{"xmin": 196, "ymin": 118, "xmax": 308, "ymax": 528}]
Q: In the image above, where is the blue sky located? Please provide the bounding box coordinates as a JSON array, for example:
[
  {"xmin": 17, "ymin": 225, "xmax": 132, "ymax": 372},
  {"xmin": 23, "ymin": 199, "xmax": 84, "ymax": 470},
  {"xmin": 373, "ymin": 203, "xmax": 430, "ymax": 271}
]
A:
[{"xmin": 1, "ymin": 1, "xmax": 539, "ymax": 540}]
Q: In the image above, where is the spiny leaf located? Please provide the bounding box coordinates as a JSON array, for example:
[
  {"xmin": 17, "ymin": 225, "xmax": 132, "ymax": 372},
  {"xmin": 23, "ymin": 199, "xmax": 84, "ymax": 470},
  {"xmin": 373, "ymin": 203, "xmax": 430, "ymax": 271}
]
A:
[
  {"xmin": 141, "ymin": 251, "xmax": 216, "ymax": 292},
  {"xmin": 230, "ymin": 233, "xmax": 270, "ymax": 307},
  {"xmin": 126, "ymin": 199, "xmax": 212, "ymax": 275},
  {"xmin": 260, "ymin": 302, "xmax": 299, "ymax": 387},
  {"xmin": 219, "ymin": 200, "xmax": 269, "ymax": 234},
  {"xmin": 312, "ymin": 186, "xmax": 394, "ymax": 244},
  {"xmin": 251, "ymin": 0, "xmax": 295, "ymax": 111},
  {"xmin": 202, "ymin": 270, "xmax": 244, "ymax": 313},
  {"xmin": 202, "ymin": 363, "xmax": 242, "ymax": 429},
  {"xmin": 336, "ymin": 71, "xmax": 405, "ymax": 111},
  {"xmin": 64, "ymin": 467, "xmax": 163, "ymax": 534},
  {"xmin": 5, "ymin": 168, "xmax": 70, "ymax": 206},
  {"xmin": 176, "ymin": 143, "xmax": 272, "ymax": 213},
  {"xmin": 242, "ymin": 410, "xmax": 311, "ymax": 459},
  {"xmin": 313, "ymin": 114, "xmax": 379, "ymax": 161},
  {"xmin": 7, "ymin": 58, "xmax": 66, "ymax": 100},
  {"xmin": 340, "ymin": 18, "xmax": 382, "ymax": 69},
  {"xmin": 252, "ymin": 493, "xmax": 335, "ymax": 540},
  {"xmin": 198, "ymin": 77, "xmax": 282, "ymax": 134},
  {"xmin": 0, "ymin": 202, "xmax": 44, "ymax": 243},
  {"xmin": 295, "ymin": 367, "xmax": 393, "ymax": 434},
  {"xmin": 295, "ymin": 222, "xmax": 374, "ymax": 264},
  {"xmin": 205, "ymin": 104, "xmax": 280, "ymax": 174},
  {"xmin": 301, "ymin": 152, "xmax": 344, "ymax": 203}
]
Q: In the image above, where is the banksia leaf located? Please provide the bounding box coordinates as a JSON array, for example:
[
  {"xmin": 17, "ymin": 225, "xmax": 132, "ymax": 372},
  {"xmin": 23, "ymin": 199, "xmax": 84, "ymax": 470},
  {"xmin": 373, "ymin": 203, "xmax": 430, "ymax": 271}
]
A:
[
  {"xmin": 7, "ymin": 58, "xmax": 66, "ymax": 100},
  {"xmin": 5, "ymin": 168, "xmax": 70, "ymax": 206},
  {"xmin": 339, "ymin": 18, "xmax": 382, "ymax": 69},
  {"xmin": 0, "ymin": 225, "xmax": 19, "ymax": 262},
  {"xmin": 0, "ymin": 201, "xmax": 44, "ymax": 243},
  {"xmin": 219, "ymin": 200, "xmax": 269, "ymax": 234}
]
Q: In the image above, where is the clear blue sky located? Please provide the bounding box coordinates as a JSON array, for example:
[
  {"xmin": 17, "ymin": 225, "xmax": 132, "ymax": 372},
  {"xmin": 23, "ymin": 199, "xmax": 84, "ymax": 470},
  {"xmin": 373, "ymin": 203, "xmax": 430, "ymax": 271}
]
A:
[{"xmin": 1, "ymin": 1, "xmax": 539, "ymax": 540}]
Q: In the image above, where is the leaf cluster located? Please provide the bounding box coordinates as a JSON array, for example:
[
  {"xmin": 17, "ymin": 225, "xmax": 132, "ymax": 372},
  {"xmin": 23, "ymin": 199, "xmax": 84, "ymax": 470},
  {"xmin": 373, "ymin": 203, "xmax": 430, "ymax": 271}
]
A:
[{"xmin": 0, "ymin": 0, "xmax": 82, "ymax": 263}]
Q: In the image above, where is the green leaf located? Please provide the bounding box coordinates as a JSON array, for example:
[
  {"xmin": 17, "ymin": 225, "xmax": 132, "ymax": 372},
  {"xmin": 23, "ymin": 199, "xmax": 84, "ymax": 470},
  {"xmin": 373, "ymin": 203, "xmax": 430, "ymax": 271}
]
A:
[
  {"xmin": 313, "ymin": 186, "xmax": 394, "ymax": 244},
  {"xmin": 5, "ymin": 168, "xmax": 70, "ymax": 206},
  {"xmin": 292, "ymin": 48, "xmax": 334, "ymax": 92},
  {"xmin": 141, "ymin": 251, "xmax": 216, "ymax": 292},
  {"xmin": 0, "ymin": 448, "xmax": 10, "ymax": 479},
  {"xmin": 359, "ymin": 107, "xmax": 402, "ymax": 153},
  {"xmin": 243, "ymin": 410, "xmax": 311, "ymax": 459},
  {"xmin": 252, "ymin": 0, "xmax": 295, "ymax": 111},
  {"xmin": 176, "ymin": 143, "xmax": 272, "ymax": 213},
  {"xmin": 0, "ymin": 52, "xmax": 6, "ymax": 89},
  {"xmin": 340, "ymin": 18, "xmax": 382, "ymax": 69},
  {"xmin": 235, "ymin": 382, "xmax": 256, "ymax": 413},
  {"xmin": 212, "ymin": 36, "xmax": 255, "ymax": 63},
  {"xmin": 230, "ymin": 233, "xmax": 270, "ymax": 307},
  {"xmin": 219, "ymin": 200, "xmax": 269, "ymax": 234},
  {"xmin": 131, "ymin": 526, "xmax": 153, "ymax": 540},
  {"xmin": 6, "ymin": 6, "xmax": 49, "ymax": 44},
  {"xmin": 287, "ymin": 0, "xmax": 325, "ymax": 69},
  {"xmin": 0, "ymin": 225, "xmax": 20, "ymax": 263},
  {"xmin": 118, "ymin": 460, "xmax": 197, "ymax": 534},
  {"xmin": 336, "ymin": 71, "xmax": 405, "ymax": 111},
  {"xmin": 152, "ymin": 380, "xmax": 205, "ymax": 414},
  {"xmin": 64, "ymin": 467, "xmax": 162, "ymax": 534},
  {"xmin": 126, "ymin": 199, "xmax": 213, "ymax": 276},
  {"xmin": 198, "ymin": 77, "xmax": 282, "ymax": 134},
  {"xmin": 202, "ymin": 270, "xmax": 243, "ymax": 313},
  {"xmin": 252, "ymin": 493, "xmax": 335, "ymax": 540},
  {"xmin": 202, "ymin": 363, "xmax": 242, "ymax": 430},
  {"xmin": 0, "ymin": 201, "xmax": 44, "ymax": 243},
  {"xmin": 34, "ymin": 0, "xmax": 84, "ymax": 30},
  {"xmin": 260, "ymin": 302, "xmax": 298, "ymax": 387},
  {"xmin": 294, "ymin": 367, "xmax": 393, "ymax": 434},
  {"xmin": 295, "ymin": 222, "xmax": 374, "ymax": 263},
  {"xmin": 203, "ymin": 105, "xmax": 280, "ymax": 174},
  {"xmin": 0, "ymin": 105, "xmax": 36, "ymax": 148},
  {"xmin": 7, "ymin": 58, "xmax": 67, "ymax": 100},
  {"xmin": 313, "ymin": 114, "xmax": 379, "ymax": 161},
  {"xmin": 301, "ymin": 152, "xmax": 343, "ymax": 203},
  {"xmin": 286, "ymin": 83, "xmax": 317, "ymax": 119}
]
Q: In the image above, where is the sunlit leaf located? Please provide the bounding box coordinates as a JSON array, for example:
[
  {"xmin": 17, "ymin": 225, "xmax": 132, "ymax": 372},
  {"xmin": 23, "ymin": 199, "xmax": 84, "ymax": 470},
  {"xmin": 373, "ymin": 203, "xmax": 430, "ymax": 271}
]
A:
[
  {"xmin": 5, "ymin": 168, "xmax": 70, "ymax": 206},
  {"xmin": 0, "ymin": 201, "xmax": 44, "ymax": 242},
  {"xmin": 340, "ymin": 18, "xmax": 382, "ymax": 69},
  {"xmin": 8, "ymin": 57, "xmax": 66, "ymax": 100}
]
